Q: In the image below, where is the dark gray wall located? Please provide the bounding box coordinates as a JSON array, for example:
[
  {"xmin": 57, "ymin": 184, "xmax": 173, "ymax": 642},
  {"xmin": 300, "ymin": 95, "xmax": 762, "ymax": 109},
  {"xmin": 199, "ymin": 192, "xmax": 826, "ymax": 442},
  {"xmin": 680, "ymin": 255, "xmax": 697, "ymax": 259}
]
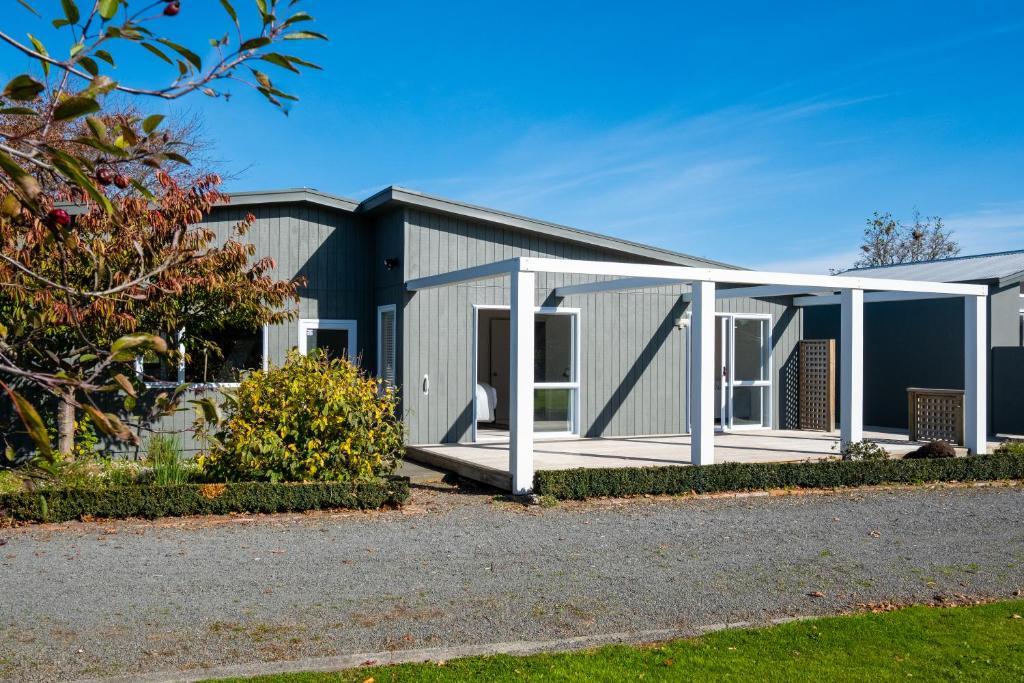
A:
[
  {"xmin": 131, "ymin": 202, "xmax": 376, "ymax": 455},
  {"xmin": 399, "ymin": 208, "xmax": 802, "ymax": 445},
  {"xmin": 803, "ymin": 288, "xmax": 1023, "ymax": 435}
]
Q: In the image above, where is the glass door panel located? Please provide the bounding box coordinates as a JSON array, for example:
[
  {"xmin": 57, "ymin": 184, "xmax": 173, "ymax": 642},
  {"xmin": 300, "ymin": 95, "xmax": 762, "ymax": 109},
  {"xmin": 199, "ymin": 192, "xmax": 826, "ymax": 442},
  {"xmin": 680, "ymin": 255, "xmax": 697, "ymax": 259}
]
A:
[{"xmin": 733, "ymin": 318, "xmax": 768, "ymax": 382}]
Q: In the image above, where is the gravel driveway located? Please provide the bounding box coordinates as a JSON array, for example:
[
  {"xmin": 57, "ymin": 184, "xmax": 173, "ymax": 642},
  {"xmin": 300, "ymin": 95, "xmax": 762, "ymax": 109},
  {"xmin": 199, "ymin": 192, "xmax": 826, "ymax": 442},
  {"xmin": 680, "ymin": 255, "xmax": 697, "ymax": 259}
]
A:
[{"xmin": 2, "ymin": 483, "xmax": 1023, "ymax": 682}]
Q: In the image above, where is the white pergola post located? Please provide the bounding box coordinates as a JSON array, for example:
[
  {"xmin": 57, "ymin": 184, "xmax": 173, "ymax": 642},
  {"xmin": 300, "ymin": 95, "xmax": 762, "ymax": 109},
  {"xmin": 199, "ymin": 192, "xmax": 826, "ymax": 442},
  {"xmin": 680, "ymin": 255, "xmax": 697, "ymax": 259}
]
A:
[
  {"xmin": 964, "ymin": 295, "xmax": 988, "ymax": 454},
  {"xmin": 690, "ymin": 280, "xmax": 715, "ymax": 466},
  {"xmin": 509, "ymin": 270, "xmax": 536, "ymax": 493},
  {"xmin": 840, "ymin": 288, "xmax": 864, "ymax": 448}
]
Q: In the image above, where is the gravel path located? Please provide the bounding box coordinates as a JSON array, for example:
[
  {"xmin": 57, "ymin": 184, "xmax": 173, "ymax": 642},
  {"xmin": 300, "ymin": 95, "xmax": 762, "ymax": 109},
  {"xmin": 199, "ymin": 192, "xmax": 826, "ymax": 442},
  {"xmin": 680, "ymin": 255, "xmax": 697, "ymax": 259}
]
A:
[{"xmin": 2, "ymin": 483, "xmax": 1024, "ymax": 682}]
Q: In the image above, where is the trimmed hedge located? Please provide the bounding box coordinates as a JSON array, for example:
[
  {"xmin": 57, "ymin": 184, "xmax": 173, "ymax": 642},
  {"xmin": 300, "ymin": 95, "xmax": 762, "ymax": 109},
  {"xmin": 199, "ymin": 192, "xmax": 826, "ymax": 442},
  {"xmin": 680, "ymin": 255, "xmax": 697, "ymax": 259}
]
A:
[
  {"xmin": 533, "ymin": 453, "xmax": 1024, "ymax": 500},
  {"xmin": 0, "ymin": 477, "xmax": 410, "ymax": 523}
]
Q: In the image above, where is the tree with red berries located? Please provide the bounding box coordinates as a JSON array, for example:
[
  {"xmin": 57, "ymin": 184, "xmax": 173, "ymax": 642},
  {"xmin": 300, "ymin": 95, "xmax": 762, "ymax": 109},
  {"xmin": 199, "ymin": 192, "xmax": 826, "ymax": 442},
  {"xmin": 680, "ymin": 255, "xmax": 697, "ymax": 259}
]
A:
[{"xmin": 0, "ymin": 0, "xmax": 325, "ymax": 468}]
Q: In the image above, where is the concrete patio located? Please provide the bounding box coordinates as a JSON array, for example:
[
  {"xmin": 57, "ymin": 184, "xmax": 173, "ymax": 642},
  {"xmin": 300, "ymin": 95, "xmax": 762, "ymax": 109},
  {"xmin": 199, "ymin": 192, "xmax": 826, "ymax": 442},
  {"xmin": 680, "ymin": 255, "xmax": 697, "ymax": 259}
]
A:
[{"xmin": 406, "ymin": 429, "xmax": 980, "ymax": 490}]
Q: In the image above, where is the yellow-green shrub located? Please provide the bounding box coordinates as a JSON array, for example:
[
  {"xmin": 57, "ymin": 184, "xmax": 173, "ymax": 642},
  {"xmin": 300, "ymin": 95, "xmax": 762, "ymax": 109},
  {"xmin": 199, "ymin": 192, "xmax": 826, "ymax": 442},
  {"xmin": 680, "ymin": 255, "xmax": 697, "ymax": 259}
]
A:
[{"xmin": 197, "ymin": 350, "xmax": 403, "ymax": 483}]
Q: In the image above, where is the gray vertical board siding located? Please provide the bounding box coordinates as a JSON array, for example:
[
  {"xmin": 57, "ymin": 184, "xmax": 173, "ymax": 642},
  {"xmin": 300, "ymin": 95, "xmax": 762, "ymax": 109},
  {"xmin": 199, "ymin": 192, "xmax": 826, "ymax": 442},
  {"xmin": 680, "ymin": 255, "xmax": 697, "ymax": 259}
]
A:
[
  {"xmin": 804, "ymin": 288, "xmax": 1023, "ymax": 435},
  {"xmin": 988, "ymin": 283, "xmax": 1023, "ymax": 435},
  {"xmin": 127, "ymin": 201, "xmax": 372, "ymax": 455},
  {"xmin": 402, "ymin": 207, "xmax": 763, "ymax": 445},
  {"xmin": 803, "ymin": 298, "xmax": 967, "ymax": 431}
]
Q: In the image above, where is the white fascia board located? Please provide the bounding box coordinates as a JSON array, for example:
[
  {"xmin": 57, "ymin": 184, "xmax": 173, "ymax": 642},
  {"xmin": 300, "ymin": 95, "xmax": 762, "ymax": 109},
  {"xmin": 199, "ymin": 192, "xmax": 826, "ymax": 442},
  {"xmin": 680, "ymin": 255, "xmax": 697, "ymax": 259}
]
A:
[
  {"xmin": 405, "ymin": 258, "xmax": 520, "ymax": 290},
  {"xmin": 517, "ymin": 258, "xmax": 987, "ymax": 296},
  {"xmin": 554, "ymin": 277, "xmax": 686, "ymax": 297},
  {"xmin": 793, "ymin": 290, "xmax": 971, "ymax": 307}
]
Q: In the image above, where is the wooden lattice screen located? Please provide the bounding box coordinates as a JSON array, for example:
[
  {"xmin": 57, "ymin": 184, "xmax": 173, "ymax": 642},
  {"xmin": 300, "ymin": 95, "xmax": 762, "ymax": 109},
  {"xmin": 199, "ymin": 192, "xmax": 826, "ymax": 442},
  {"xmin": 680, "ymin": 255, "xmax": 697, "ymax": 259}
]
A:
[
  {"xmin": 907, "ymin": 388, "xmax": 964, "ymax": 445},
  {"xmin": 799, "ymin": 339, "xmax": 835, "ymax": 431}
]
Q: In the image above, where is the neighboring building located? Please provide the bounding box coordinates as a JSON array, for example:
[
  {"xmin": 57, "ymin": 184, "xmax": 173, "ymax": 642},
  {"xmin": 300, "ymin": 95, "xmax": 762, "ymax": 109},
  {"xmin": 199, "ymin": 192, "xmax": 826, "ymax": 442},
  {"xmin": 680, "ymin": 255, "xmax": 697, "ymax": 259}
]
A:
[
  {"xmin": 147, "ymin": 186, "xmax": 805, "ymax": 454},
  {"xmin": 804, "ymin": 250, "xmax": 1024, "ymax": 436}
]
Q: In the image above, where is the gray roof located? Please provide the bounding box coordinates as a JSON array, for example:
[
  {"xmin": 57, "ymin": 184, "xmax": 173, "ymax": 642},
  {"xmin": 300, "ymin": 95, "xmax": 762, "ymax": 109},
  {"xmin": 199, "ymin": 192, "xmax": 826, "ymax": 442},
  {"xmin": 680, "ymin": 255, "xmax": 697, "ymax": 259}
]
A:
[
  {"xmin": 226, "ymin": 186, "xmax": 736, "ymax": 269},
  {"xmin": 844, "ymin": 250, "xmax": 1024, "ymax": 287}
]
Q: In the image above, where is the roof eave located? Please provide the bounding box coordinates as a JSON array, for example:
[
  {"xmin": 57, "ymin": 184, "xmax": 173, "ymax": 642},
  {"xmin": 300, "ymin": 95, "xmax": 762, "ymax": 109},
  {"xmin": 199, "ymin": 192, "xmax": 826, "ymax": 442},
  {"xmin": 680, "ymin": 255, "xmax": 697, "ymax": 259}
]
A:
[
  {"xmin": 225, "ymin": 189, "xmax": 359, "ymax": 212},
  {"xmin": 358, "ymin": 186, "xmax": 739, "ymax": 269}
]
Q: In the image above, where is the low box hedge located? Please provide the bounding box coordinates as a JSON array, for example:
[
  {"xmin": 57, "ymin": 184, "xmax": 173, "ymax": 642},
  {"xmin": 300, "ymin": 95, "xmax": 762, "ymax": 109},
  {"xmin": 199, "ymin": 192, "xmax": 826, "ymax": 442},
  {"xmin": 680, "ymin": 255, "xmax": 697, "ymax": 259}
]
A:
[
  {"xmin": 0, "ymin": 477, "xmax": 410, "ymax": 523},
  {"xmin": 533, "ymin": 453, "xmax": 1024, "ymax": 500}
]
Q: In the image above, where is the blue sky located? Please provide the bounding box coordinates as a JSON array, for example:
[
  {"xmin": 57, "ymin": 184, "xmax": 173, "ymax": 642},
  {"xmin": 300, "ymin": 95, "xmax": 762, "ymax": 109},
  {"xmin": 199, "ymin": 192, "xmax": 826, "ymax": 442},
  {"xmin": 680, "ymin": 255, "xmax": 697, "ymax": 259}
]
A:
[{"xmin": 6, "ymin": 1, "xmax": 1024, "ymax": 271}]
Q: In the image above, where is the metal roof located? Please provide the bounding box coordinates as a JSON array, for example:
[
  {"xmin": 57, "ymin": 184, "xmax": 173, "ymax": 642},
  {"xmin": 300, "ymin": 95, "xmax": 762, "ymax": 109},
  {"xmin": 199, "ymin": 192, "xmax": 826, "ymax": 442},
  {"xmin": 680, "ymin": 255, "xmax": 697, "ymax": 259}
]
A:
[
  {"xmin": 224, "ymin": 186, "xmax": 737, "ymax": 269},
  {"xmin": 844, "ymin": 250, "xmax": 1024, "ymax": 287}
]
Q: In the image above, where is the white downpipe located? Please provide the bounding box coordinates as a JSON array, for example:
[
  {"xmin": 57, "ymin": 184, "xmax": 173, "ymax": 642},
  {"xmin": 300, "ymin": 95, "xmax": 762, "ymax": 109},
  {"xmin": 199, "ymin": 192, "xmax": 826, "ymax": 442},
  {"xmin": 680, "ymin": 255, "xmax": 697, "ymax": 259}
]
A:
[
  {"xmin": 964, "ymin": 295, "xmax": 988, "ymax": 454},
  {"xmin": 840, "ymin": 288, "xmax": 864, "ymax": 448},
  {"xmin": 509, "ymin": 271, "xmax": 536, "ymax": 493},
  {"xmin": 691, "ymin": 281, "xmax": 715, "ymax": 466}
]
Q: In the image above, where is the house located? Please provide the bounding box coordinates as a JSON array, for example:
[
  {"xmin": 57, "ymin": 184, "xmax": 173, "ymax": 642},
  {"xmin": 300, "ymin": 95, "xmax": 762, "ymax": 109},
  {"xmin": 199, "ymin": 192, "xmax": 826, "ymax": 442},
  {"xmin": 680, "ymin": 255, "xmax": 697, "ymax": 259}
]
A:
[
  {"xmin": 804, "ymin": 250, "xmax": 1024, "ymax": 437},
  {"xmin": 138, "ymin": 187, "xmax": 988, "ymax": 492}
]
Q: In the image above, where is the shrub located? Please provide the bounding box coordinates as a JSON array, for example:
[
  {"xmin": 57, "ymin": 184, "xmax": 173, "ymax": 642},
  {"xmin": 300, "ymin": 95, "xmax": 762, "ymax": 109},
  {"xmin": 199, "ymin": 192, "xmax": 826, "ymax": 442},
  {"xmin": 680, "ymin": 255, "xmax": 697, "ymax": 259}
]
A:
[
  {"xmin": 197, "ymin": 350, "xmax": 404, "ymax": 483},
  {"xmin": 904, "ymin": 440, "xmax": 957, "ymax": 459},
  {"xmin": 841, "ymin": 440, "xmax": 890, "ymax": 462},
  {"xmin": 994, "ymin": 440, "xmax": 1024, "ymax": 456},
  {"xmin": 533, "ymin": 453, "xmax": 1024, "ymax": 500},
  {"xmin": 0, "ymin": 478, "xmax": 410, "ymax": 523}
]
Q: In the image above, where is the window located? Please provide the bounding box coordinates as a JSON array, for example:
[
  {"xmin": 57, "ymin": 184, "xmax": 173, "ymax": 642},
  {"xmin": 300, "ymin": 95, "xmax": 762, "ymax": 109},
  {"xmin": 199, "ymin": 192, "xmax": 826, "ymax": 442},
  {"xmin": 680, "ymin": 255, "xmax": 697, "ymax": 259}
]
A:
[
  {"xmin": 377, "ymin": 305, "xmax": 396, "ymax": 383},
  {"xmin": 137, "ymin": 325, "xmax": 265, "ymax": 387},
  {"xmin": 532, "ymin": 312, "xmax": 579, "ymax": 434},
  {"xmin": 185, "ymin": 325, "xmax": 264, "ymax": 384},
  {"xmin": 298, "ymin": 319, "xmax": 357, "ymax": 361}
]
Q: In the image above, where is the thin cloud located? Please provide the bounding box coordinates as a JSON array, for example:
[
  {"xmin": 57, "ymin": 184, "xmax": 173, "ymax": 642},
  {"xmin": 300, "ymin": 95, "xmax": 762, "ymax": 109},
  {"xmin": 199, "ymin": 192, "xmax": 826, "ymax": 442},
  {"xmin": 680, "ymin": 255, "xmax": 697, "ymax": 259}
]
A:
[{"xmin": 944, "ymin": 203, "xmax": 1024, "ymax": 255}]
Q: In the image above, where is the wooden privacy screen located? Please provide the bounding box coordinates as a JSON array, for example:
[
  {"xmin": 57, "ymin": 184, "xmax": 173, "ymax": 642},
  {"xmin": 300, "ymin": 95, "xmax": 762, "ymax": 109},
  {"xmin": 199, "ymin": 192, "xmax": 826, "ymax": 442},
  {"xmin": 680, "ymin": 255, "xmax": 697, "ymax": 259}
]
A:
[
  {"xmin": 799, "ymin": 339, "xmax": 836, "ymax": 431},
  {"xmin": 907, "ymin": 388, "xmax": 964, "ymax": 445}
]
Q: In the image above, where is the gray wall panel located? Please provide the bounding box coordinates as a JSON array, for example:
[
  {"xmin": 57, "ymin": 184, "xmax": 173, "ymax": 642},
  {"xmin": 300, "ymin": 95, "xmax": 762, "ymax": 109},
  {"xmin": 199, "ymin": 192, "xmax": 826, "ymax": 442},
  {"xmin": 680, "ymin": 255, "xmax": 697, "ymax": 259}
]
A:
[
  {"xmin": 401, "ymin": 209, "xmax": 802, "ymax": 445},
  {"xmin": 130, "ymin": 202, "xmax": 374, "ymax": 455},
  {"xmin": 804, "ymin": 287, "xmax": 1022, "ymax": 436}
]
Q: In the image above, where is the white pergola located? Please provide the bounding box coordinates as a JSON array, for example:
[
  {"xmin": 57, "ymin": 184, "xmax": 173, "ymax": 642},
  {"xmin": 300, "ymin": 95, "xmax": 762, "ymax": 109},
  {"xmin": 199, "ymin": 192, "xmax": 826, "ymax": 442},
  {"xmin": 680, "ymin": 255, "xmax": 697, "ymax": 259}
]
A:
[{"xmin": 407, "ymin": 257, "xmax": 989, "ymax": 494}]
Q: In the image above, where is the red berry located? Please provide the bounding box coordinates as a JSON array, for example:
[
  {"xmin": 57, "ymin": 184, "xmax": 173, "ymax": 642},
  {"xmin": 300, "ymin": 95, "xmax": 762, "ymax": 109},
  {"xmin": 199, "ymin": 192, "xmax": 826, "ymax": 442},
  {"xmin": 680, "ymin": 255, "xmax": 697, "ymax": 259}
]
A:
[
  {"xmin": 113, "ymin": 174, "xmax": 130, "ymax": 189},
  {"xmin": 95, "ymin": 168, "xmax": 115, "ymax": 186},
  {"xmin": 47, "ymin": 208, "xmax": 71, "ymax": 228},
  {"xmin": 164, "ymin": 1, "xmax": 180, "ymax": 16}
]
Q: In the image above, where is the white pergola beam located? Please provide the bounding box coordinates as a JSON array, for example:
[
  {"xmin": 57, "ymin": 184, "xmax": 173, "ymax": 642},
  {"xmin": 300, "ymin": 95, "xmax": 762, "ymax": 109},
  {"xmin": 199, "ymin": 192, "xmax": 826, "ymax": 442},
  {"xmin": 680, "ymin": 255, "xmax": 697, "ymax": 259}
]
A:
[
  {"xmin": 840, "ymin": 289, "xmax": 864, "ymax": 448},
  {"xmin": 406, "ymin": 258, "xmax": 518, "ymax": 291},
  {"xmin": 690, "ymin": 281, "xmax": 715, "ymax": 466},
  {"xmin": 964, "ymin": 295, "xmax": 988, "ymax": 454},
  {"xmin": 516, "ymin": 257, "xmax": 986, "ymax": 297},
  {"xmin": 509, "ymin": 270, "xmax": 536, "ymax": 494},
  {"xmin": 407, "ymin": 257, "xmax": 986, "ymax": 298},
  {"xmin": 795, "ymin": 290, "xmax": 965, "ymax": 307},
  {"xmin": 554, "ymin": 276, "xmax": 685, "ymax": 297}
]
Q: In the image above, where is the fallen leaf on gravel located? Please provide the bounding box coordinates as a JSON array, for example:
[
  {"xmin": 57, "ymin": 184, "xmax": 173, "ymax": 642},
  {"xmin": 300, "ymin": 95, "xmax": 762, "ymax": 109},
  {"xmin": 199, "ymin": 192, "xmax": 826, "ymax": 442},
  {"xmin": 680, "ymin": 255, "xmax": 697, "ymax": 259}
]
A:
[
  {"xmin": 808, "ymin": 591, "xmax": 825, "ymax": 598},
  {"xmin": 361, "ymin": 659, "xmax": 377, "ymax": 666},
  {"xmin": 869, "ymin": 530, "xmax": 881, "ymax": 538}
]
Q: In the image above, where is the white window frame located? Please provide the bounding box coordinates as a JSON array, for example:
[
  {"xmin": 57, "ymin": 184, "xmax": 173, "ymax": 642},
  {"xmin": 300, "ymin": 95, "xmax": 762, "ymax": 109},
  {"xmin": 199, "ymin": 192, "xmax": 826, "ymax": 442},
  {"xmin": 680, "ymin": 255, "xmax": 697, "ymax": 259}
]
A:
[
  {"xmin": 298, "ymin": 318, "xmax": 358, "ymax": 361},
  {"xmin": 136, "ymin": 325, "xmax": 267, "ymax": 389},
  {"xmin": 471, "ymin": 304, "xmax": 581, "ymax": 442},
  {"xmin": 376, "ymin": 304, "xmax": 397, "ymax": 382},
  {"xmin": 715, "ymin": 313, "xmax": 773, "ymax": 431}
]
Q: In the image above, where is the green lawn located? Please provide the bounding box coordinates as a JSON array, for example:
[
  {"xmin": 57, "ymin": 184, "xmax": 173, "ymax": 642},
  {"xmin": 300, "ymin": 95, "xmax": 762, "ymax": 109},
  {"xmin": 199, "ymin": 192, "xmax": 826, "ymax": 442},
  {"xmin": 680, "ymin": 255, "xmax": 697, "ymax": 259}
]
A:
[{"xmin": 210, "ymin": 600, "xmax": 1024, "ymax": 682}]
